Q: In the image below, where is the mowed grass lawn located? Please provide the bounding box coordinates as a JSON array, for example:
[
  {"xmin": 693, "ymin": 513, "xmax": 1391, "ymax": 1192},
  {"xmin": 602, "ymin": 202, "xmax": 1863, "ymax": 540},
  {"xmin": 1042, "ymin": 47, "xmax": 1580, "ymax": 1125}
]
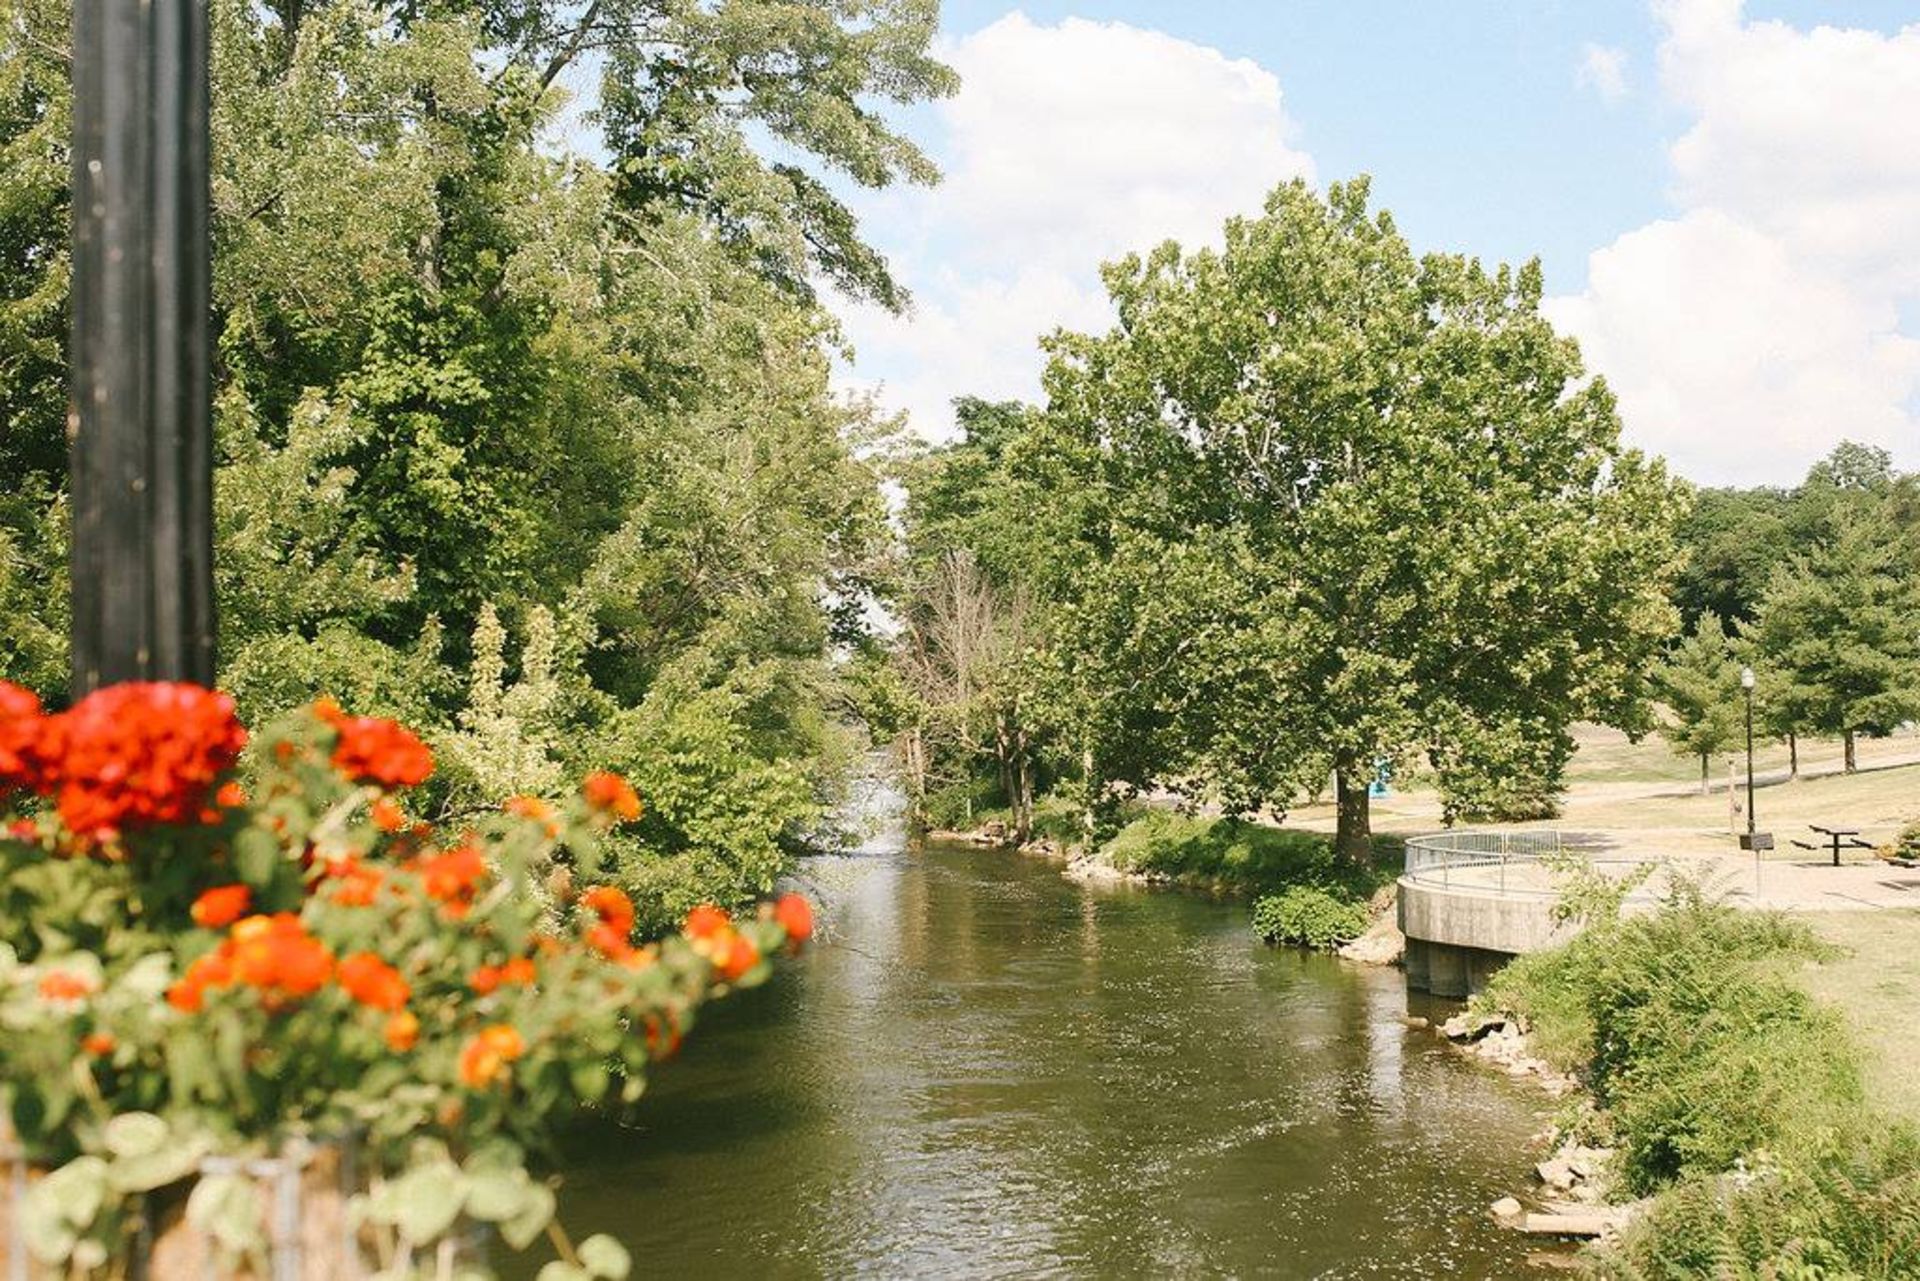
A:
[
  {"xmin": 1562, "ymin": 721, "xmax": 1920, "ymax": 789},
  {"xmin": 1799, "ymin": 910, "xmax": 1920, "ymax": 1126},
  {"xmin": 1557, "ymin": 758, "xmax": 1920, "ymax": 850}
]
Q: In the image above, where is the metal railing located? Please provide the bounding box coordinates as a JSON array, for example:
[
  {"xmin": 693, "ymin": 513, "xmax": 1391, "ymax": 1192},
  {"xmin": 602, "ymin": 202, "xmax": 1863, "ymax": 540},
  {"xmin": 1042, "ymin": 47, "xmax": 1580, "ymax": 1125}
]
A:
[{"xmin": 1402, "ymin": 829, "xmax": 1663, "ymax": 901}]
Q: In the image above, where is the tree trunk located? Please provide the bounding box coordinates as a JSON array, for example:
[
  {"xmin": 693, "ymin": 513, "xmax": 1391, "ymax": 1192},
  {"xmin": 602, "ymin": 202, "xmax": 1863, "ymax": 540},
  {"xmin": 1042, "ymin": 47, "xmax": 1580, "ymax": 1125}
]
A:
[
  {"xmin": 1080, "ymin": 745, "xmax": 1097, "ymax": 846},
  {"xmin": 1016, "ymin": 743, "xmax": 1035, "ymax": 845},
  {"xmin": 1333, "ymin": 760, "xmax": 1373, "ymax": 866},
  {"xmin": 1844, "ymin": 729, "xmax": 1857, "ymax": 773},
  {"xmin": 1788, "ymin": 730, "xmax": 1798, "ymax": 780},
  {"xmin": 1700, "ymin": 752, "xmax": 1709, "ymax": 795}
]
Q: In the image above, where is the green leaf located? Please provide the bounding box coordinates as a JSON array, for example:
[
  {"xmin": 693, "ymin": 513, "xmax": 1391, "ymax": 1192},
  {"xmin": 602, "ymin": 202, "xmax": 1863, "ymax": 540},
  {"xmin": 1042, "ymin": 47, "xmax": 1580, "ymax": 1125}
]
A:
[
  {"xmin": 498, "ymin": 1179, "xmax": 555, "ymax": 1251},
  {"xmin": 569, "ymin": 1059, "xmax": 609, "ymax": 1104},
  {"xmin": 462, "ymin": 1167, "xmax": 531, "ymax": 1224},
  {"xmin": 233, "ymin": 825, "xmax": 282, "ymax": 886},
  {"xmin": 108, "ymin": 1138, "xmax": 207, "ymax": 1194},
  {"xmin": 388, "ymin": 1163, "xmax": 467, "ymax": 1245},
  {"xmin": 102, "ymin": 1111, "xmax": 169, "ymax": 1158},
  {"xmin": 187, "ymin": 1172, "xmax": 265, "ymax": 1255},
  {"xmin": 577, "ymin": 1233, "xmax": 632, "ymax": 1280}
]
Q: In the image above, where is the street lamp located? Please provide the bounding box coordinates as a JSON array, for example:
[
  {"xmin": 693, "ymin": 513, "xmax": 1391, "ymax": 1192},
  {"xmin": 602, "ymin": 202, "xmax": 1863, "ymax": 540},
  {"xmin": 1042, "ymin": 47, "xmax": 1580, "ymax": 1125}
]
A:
[{"xmin": 1738, "ymin": 666, "xmax": 1771, "ymax": 856}]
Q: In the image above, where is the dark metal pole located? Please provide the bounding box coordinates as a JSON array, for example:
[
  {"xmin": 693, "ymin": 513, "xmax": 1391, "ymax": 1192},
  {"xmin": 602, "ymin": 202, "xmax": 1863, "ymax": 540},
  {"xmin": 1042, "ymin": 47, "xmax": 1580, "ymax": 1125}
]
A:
[
  {"xmin": 68, "ymin": 0, "xmax": 216, "ymax": 695},
  {"xmin": 1744, "ymin": 683, "xmax": 1756, "ymax": 838}
]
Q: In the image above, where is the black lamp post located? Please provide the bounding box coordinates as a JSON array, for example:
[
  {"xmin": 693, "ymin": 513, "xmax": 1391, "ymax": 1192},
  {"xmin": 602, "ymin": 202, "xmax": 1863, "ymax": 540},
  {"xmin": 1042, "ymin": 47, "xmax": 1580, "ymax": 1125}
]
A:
[
  {"xmin": 1738, "ymin": 666, "xmax": 1771, "ymax": 854},
  {"xmin": 68, "ymin": 0, "xmax": 216, "ymax": 695}
]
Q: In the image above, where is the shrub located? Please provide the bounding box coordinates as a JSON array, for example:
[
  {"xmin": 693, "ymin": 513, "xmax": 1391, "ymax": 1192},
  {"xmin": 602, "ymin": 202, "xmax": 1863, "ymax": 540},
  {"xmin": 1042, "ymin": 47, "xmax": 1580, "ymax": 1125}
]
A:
[
  {"xmin": 1594, "ymin": 1124, "xmax": 1920, "ymax": 1279},
  {"xmin": 1479, "ymin": 893, "xmax": 1854, "ymax": 1195},
  {"xmin": 0, "ymin": 681, "xmax": 812, "ymax": 1275},
  {"xmin": 1252, "ymin": 886, "xmax": 1371, "ymax": 950},
  {"xmin": 1888, "ymin": 819, "xmax": 1920, "ymax": 862}
]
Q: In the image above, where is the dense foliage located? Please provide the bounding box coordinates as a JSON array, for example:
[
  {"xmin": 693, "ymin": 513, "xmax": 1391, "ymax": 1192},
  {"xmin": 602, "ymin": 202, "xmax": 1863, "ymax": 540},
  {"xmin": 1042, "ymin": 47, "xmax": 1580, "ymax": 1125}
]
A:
[
  {"xmin": 895, "ymin": 179, "xmax": 1683, "ymax": 860},
  {"xmin": 0, "ymin": 0, "xmax": 953, "ymax": 913},
  {"xmin": 1250, "ymin": 886, "xmax": 1372, "ymax": 952},
  {"xmin": 0, "ymin": 680, "xmax": 812, "ymax": 1274}
]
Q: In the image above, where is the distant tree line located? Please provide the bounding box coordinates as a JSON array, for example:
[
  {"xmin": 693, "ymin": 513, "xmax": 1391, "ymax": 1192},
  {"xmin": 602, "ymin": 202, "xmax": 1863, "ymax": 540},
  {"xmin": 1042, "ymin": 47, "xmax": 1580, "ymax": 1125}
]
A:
[{"xmin": 1660, "ymin": 442, "xmax": 1920, "ymax": 787}]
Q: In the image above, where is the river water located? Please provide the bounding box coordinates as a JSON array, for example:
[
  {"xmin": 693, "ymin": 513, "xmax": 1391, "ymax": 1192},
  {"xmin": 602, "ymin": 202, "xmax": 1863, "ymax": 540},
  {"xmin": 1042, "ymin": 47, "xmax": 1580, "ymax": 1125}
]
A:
[{"xmin": 528, "ymin": 840, "xmax": 1568, "ymax": 1278}]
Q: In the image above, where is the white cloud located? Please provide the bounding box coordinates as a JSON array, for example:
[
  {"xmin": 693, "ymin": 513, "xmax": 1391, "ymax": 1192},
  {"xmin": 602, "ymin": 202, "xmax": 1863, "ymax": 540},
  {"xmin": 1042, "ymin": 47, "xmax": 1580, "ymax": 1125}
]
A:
[
  {"xmin": 1576, "ymin": 43, "xmax": 1630, "ymax": 103},
  {"xmin": 841, "ymin": 13, "xmax": 1313, "ymax": 441},
  {"xmin": 1549, "ymin": 1, "xmax": 1920, "ymax": 485}
]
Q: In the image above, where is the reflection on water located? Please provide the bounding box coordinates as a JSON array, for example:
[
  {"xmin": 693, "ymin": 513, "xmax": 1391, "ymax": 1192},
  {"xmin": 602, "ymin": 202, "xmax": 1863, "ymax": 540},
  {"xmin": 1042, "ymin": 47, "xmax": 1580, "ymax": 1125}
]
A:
[{"xmin": 519, "ymin": 844, "xmax": 1564, "ymax": 1278}]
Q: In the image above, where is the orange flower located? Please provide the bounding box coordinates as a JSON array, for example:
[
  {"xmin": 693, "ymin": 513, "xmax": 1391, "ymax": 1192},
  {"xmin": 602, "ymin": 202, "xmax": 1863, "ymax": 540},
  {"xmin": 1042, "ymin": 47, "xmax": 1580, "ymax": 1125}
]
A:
[
  {"xmin": 166, "ymin": 950, "xmax": 234, "ymax": 1012},
  {"xmin": 582, "ymin": 771, "xmax": 642, "ymax": 822},
  {"xmin": 215, "ymin": 780, "xmax": 247, "ymax": 809},
  {"xmin": 82, "ymin": 1032, "xmax": 115, "ymax": 1056},
  {"xmin": 683, "ymin": 905, "xmax": 729, "ymax": 942},
  {"xmin": 471, "ymin": 956, "xmax": 537, "ymax": 993},
  {"xmin": 191, "ymin": 884, "xmax": 252, "ymax": 929},
  {"xmin": 228, "ymin": 913, "xmax": 333, "ymax": 1002},
  {"xmin": 37, "ymin": 970, "xmax": 98, "ymax": 1003},
  {"xmin": 384, "ymin": 1010, "xmax": 420, "ymax": 1053},
  {"xmin": 457, "ymin": 1024, "xmax": 525, "ymax": 1088},
  {"xmin": 370, "ymin": 797, "xmax": 406, "ymax": 833},
  {"xmin": 585, "ymin": 923, "xmax": 631, "ymax": 960},
  {"xmin": 322, "ymin": 856, "xmax": 385, "ymax": 907},
  {"xmin": 582, "ymin": 885, "xmax": 634, "ymax": 927},
  {"xmin": 715, "ymin": 932, "xmax": 760, "ymax": 982},
  {"xmin": 500, "ymin": 956, "xmax": 536, "ymax": 986},
  {"xmin": 338, "ymin": 952, "xmax": 410, "ymax": 1011},
  {"xmin": 417, "ymin": 843, "xmax": 486, "ymax": 904},
  {"xmin": 773, "ymin": 893, "xmax": 814, "ymax": 944}
]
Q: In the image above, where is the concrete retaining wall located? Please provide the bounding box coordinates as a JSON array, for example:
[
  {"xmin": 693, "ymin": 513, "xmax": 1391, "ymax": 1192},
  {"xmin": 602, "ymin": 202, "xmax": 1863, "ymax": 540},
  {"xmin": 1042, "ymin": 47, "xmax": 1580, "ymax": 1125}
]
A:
[{"xmin": 1397, "ymin": 875, "xmax": 1584, "ymax": 997}]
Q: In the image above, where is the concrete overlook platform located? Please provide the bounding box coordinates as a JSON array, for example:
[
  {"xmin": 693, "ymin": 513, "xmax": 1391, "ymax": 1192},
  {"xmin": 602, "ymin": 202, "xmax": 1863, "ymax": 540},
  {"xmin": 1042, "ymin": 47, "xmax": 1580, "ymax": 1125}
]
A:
[{"xmin": 1398, "ymin": 830, "xmax": 1920, "ymax": 997}]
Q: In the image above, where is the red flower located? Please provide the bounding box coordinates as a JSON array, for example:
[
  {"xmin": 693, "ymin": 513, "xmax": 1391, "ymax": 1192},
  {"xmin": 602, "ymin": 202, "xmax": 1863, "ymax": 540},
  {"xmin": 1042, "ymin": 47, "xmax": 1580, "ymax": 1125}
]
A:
[
  {"xmin": 0, "ymin": 681, "xmax": 50, "ymax": 793},
  {"xmin": 338, "ymin": 952, "xmax": 410, "ymax": 1011},
  {"xmin": 773, "ymin": 893, "xmax": 814, "ymax": 944},
  {"xmin": 458, "ymin": 1024, "xmax": 525, "ymax": 1088},
  {"xmin": 683, "ymin": 905, "xmax": 730, "ymax": 942},
  {"xmin": 582, "ymin": 771, "xmax": 642, "ymax": 822},
  {"xmin": 327, "ymin": 712, "xmax": 433, "ymax": 788},
  {"xmin": 46, "ymin": 683, "xmax": 246, "ymax": 839},
  {"xmin": 191, "ymin": 884, "xmax": 252, "ymax": 930}
]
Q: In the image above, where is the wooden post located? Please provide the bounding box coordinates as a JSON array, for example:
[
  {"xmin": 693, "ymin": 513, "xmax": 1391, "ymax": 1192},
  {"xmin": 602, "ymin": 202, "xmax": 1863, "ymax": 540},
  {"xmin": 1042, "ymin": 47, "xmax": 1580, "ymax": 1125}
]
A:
[{"xmin": 68, "ymin": 0, "xmax": 216, "ymax": 695}]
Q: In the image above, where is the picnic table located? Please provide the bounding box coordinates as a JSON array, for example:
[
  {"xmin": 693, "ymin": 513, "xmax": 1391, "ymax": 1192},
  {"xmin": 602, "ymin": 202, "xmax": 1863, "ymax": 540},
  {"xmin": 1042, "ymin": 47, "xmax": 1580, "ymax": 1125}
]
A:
[{"xmin": 1792, "ymin": 824, "xmax": 1876, "ymax": 867}]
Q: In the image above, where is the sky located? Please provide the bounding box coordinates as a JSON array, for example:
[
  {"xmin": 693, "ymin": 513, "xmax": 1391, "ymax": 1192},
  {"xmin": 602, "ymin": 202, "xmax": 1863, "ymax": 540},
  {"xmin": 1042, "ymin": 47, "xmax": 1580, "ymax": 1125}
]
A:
[{"xmin": 829, "ymin": 0, "xmax": 1920, "ymax": 488}]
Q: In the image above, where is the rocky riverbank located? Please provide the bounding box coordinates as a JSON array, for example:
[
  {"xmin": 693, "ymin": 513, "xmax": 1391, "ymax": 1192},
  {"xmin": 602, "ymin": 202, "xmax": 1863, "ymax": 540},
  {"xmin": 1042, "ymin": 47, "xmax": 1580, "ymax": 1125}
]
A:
[{"xmin": 1436, "ymin": 1011, "xmax": 1646, "ymax": 1245}]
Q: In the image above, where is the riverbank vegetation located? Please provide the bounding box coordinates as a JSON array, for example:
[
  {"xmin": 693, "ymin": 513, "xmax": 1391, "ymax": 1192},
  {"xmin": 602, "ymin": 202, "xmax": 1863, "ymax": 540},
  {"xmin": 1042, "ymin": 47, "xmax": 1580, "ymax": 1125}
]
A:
[
  {"xmin": 891, "ymin": 180, "xmax": 1685, "ymax": 866},
  {"xmin": 1478, "ymin": 889, "xmax": 1920, "ymax": 1275}
]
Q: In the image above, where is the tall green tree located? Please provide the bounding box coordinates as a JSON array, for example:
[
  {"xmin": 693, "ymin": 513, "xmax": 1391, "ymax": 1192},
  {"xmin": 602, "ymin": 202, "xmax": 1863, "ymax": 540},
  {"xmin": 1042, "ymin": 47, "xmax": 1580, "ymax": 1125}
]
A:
[
  {"xmin": 1011, "ymin": 178, "xmax": 1682, "ymax": 861},
  {"xmin": 1656, "ymin": 612, "xmax": 1745, "ymax": 793},
  {"xmin": 1750, "ymin": 512, "xmax": 1920, "ymax": 772}
]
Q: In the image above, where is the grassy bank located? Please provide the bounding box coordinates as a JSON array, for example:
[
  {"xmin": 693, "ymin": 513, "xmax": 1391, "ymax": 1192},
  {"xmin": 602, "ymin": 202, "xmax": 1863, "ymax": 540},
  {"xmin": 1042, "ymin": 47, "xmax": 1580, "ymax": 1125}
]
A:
[
  {"xmin": 1476, "ymin": 891, "xmax": 1920, "ymax": 1275},
  {"xmin": 1087, "ymin": 812, "xmax": 1403, "ymax": 949}
]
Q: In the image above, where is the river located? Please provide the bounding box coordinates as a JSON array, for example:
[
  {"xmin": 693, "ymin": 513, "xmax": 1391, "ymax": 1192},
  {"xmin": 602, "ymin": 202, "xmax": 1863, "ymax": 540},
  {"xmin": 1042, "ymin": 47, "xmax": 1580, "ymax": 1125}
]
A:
[{"xmin": 525, "ymin": 838, "xmax": 1569, "ymax": 1278}]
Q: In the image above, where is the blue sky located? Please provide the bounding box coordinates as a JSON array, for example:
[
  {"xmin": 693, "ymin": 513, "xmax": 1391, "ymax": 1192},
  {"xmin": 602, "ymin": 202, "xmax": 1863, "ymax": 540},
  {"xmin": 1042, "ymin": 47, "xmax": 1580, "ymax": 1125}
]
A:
[{"xmin": 834, "ymin": 1, "xmax": 1920, "ymax": 487}]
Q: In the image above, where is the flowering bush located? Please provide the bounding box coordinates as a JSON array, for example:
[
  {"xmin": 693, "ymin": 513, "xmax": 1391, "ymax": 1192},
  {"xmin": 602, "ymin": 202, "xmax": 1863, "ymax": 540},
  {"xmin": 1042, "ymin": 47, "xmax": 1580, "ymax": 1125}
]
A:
[{"xmin": 0, "ymin": 681, "xmax": 812, "ymax": 1276}]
